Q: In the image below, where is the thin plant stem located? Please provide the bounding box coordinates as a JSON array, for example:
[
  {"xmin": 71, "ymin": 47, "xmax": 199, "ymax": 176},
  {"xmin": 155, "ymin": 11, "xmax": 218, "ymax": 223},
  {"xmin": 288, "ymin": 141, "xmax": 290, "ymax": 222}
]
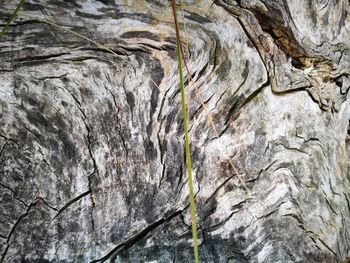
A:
[
  {"xmin": 0, "ymin": 0, "xmax": 26, "ymax": 38},
  {"xmin": 176, "ymin": 3, "xmax": 249, "ymax": 195},
  {"xmin": 180, "ymin": 0, "xmax": 191, "ymax": 60},
  {"xmin": 170, "ymin": 1, "xmax": 199, "ymax": 262}
]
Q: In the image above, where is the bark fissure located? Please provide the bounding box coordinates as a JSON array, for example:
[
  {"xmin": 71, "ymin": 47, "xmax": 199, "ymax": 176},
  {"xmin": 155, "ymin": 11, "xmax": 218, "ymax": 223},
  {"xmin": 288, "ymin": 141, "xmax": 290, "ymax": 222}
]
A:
[
  {"xmin": 52, "ymin": 190, "xmax": 91, "ymax": 220},
  {"xmin": 0, "ymin": 200, "xmax": 40, "ymax": 263},
  {"xmin": 0, "ymin": 0, "xmax": 349, "ymax": 261},
  {"xmin": 89, "ymin": 210, "xmax": 183, "ymax": 263},
  {"xmin": 202, "ymin": 175, "xmax": 234, "ymax": 207}
]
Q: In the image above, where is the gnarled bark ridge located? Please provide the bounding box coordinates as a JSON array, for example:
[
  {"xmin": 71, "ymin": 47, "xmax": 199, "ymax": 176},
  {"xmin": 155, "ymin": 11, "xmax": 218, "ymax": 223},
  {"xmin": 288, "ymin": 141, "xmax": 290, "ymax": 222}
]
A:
[{"xmin": 0, "ymin": 0, "xmax": 349, "ymax": 262}]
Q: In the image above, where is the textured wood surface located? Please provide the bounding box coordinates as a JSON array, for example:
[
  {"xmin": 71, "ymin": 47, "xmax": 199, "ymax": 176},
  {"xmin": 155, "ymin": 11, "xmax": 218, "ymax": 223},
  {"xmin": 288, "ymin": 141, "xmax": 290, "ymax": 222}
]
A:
[{"xmin": 0, "ymin": 0, "xmax": 349, "ymax": 262}]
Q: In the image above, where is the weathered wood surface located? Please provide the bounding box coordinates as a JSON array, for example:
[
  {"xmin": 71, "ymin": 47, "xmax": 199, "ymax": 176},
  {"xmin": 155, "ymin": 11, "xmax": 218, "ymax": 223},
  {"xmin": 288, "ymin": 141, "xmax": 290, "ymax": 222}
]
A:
[{"xmin": 0, "ymin": 0, "xmax": 349, "ymax": 262}]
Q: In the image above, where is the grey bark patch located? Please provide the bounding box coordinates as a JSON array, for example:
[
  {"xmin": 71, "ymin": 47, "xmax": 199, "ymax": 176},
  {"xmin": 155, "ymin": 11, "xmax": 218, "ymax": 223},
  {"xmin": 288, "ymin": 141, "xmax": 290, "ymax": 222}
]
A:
[
  {"xmin": 0, "ymin": 0, "xmax": 349, "ymax": 262},
  {"xmin": 120, "ymin": 31, "xmax": 161, "ymax": 42},
  {"xmin": 184, "ymin": 12, "xmax": 211, "ymax": 24},
  {"xmin": 217, "ymin": 59, "xmax": 232, "ymax": 81}
]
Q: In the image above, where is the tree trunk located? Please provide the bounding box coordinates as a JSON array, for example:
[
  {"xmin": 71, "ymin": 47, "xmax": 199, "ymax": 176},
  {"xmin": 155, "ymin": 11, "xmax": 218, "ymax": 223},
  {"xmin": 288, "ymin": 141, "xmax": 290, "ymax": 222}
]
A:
[{"xmin": 0, "ymin": 0, "xmax": 349, "ymax": 262}]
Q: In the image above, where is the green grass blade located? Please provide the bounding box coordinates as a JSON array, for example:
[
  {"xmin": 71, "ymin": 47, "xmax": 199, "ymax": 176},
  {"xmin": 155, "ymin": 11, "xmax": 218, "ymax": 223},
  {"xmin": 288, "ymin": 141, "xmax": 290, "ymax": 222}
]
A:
[
  {"xmin": 170, "ymin": 1, "xmax": 199, "ymax": 262},
  {"xmin": 0, "ymin": 0, "xmax": 26, "ymax": 38},
  {"xmin": 177, "ymin": 42, "xmax": 199, "ymax": 262}
]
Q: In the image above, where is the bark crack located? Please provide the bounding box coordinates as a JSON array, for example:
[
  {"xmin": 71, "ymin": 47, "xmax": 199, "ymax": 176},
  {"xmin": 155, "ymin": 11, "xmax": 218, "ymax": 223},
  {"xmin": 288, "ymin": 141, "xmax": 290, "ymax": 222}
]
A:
[
  {"xmin": 0, "ymin": 182, "xmax": 29, "ymax": 207},
  {"xmin": 275, "ymin": 141, "xmax": 311, "ymax": 156},
  {"xmin": 13, "ymin": 53, "xmax": 70, "ymax": 64},
  {"xmin": 344, "ymin": 192, "xmax": 350, "ymax": 215},
  {"xmin": 89, "ymin": 210, "xmax": 183, "ymax": 263},
  {"xmin": 318, "ymin": 238, "xmax": 339, "ymax": 260},
  {"xmin": 203, "ymin": 209, "xmax": 240, "ymax": 232},
  {"xmin": 202, "ymin": 175, "xmax": 234, "ymax": 207},
  {"xmin": 224, "ymin": 77, "xmax": 270, "ymax": 127},
  {"xmin": 190, "ymin": 91, "xmax": 216, "ymax": 122},
  {"xmin": 323, "ymin": 190, "xmax": 338, "ymax": 215},
  {"xmin": 105, "ymin": 83, "xmax": 129, "ymax": 158},
  {"xmin": 0, "ymin": 134, "xmax": 21, "ymax": 149},
  {"xmin": 158, "ymin": 163, "xmax": 166, "ymax": 188},
  {"xmin": 58, "ymin": 83, "xmax": 99, "ymax": 232},
  {"xmin": 246, "ymin": 160, "xmax": 278, "ymax": 183},
  {"xmin": 256, "ymin": 207, "xmax": 279, "ymax": 220},
  {"xmin": 0, "ymin": 199, "xmax": 41, "ymax": 263},
  {"xmin": 52, "ymin": 190, "xmax": 91, "ymax": 220}
]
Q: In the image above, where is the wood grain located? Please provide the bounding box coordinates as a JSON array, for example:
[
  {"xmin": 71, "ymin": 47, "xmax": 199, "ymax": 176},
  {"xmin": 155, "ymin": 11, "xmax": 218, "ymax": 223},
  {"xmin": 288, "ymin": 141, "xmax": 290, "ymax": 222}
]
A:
[{"xmin": 0, "ymin": 0, "xmax": 349, "ymax": 262}]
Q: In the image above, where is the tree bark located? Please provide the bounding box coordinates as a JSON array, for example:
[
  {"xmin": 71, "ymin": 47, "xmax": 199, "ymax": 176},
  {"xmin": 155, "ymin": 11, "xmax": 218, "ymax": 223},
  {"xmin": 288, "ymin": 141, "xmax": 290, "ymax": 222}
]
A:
[{"xmin": 0, "ymin": 0, "xmax": 349, "ymax": 262}]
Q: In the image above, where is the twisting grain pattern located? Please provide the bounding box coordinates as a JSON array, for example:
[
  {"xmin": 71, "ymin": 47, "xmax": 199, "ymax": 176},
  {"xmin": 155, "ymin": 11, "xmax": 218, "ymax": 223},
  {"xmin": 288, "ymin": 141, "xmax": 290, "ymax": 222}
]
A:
[{"xmin": 0, "ymin": 0, "xmax": 349, "ymax": 262}]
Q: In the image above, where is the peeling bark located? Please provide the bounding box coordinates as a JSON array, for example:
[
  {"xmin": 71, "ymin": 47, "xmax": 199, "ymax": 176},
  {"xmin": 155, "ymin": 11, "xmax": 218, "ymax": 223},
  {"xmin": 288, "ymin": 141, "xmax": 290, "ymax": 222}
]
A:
[{"xmin": 0, "ymin": 0, "xmax": 350, "ymax": 262}]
